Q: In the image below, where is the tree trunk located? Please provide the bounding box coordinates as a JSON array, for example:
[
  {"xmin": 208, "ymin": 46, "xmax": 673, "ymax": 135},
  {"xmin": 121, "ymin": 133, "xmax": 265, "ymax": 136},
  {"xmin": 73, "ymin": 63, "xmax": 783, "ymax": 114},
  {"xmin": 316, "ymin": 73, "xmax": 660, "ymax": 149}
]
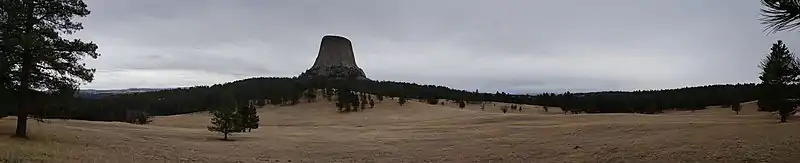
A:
[
  {"xmin": 14, "ymin": 103, "xmax": 28, "ymax": 138},
  {"xmin": 15, "ymin": 47, "xmax": 33, "ymax": 138},
  {"xmin": 780, "ymin": 113, "xmax": 788, "ymax": 123},
  {"xmin": 223, "ymin": 133, "xmax": 228, "ymax": 140},
  {"xmin": 15, "ymin": 0, "xmax": 36, "ymax": 138}
]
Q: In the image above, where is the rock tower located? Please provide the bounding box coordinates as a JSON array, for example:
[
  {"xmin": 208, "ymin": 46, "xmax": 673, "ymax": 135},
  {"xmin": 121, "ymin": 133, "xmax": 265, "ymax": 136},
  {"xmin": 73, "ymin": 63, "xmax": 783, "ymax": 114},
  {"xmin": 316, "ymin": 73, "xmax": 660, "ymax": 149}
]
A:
[{"xmin": 300, "ymin": 35, "xmax": 368, "ymax": 80}]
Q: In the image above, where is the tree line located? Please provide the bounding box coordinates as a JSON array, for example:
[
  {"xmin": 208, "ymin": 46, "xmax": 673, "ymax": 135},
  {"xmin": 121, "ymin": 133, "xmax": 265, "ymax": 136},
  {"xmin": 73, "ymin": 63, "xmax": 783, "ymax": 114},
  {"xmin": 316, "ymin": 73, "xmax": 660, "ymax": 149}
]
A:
[
  {"xmin": 13, "ymin": 75, "xmax": 767, "ymax": 122},
  {"xmin": 5, "ymin": 0, "xmax": 800, "ymax": 139}
]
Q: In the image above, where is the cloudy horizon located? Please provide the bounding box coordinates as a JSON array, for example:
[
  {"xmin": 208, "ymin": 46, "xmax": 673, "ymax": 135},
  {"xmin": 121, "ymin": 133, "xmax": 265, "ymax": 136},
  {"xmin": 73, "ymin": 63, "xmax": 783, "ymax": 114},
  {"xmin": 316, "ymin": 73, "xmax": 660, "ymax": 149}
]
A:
[{"xmin": 74, "ymin": 0, "xmax": 799, "ymax": 93}]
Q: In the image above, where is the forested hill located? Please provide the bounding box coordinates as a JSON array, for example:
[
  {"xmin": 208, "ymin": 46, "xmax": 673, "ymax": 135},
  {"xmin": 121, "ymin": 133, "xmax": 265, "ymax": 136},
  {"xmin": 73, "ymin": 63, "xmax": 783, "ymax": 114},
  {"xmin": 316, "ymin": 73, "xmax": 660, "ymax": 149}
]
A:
[
  {"xmin": 534, "ymin": 83, "xmax": 760, "ymax": 113},
  {"xmin": 12, "ymin": 76, "xmax": 764, "ymax": 122}
]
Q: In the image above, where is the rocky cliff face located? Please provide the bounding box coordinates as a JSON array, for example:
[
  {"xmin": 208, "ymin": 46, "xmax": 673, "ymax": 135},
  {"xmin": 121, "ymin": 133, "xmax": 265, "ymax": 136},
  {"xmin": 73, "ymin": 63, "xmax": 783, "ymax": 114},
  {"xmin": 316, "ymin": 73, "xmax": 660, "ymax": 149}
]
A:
[{"xmin": 301, "ymin": 35, "xmax": 368, "ymax": 80}]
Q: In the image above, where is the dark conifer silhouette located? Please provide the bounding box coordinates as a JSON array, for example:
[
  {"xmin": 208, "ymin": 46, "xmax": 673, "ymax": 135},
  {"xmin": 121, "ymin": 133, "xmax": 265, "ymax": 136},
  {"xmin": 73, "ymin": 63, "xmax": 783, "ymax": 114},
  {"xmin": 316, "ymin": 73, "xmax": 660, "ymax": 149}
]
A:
[
  {"xmin": 1, "ymin": 0, "xmax": 100, "ymax": 138},
  {"xmin": 731, "ymin": 102, "xmax": 742, "ymax": 114},
  {"xmin": 757, "ymin": 40, "xmax": 800, "ymax": 122},
  {"xmin": 398, "ymin": 96, "xmax": 407, "ymax": 106}
]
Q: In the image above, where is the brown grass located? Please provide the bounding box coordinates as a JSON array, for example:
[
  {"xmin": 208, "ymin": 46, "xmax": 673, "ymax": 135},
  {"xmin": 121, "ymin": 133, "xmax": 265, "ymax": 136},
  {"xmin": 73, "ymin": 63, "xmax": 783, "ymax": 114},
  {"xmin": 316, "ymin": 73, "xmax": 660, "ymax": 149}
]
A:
[{"xmin": 1, "ymin": 98, "xmax": 799, "ymax": 163}]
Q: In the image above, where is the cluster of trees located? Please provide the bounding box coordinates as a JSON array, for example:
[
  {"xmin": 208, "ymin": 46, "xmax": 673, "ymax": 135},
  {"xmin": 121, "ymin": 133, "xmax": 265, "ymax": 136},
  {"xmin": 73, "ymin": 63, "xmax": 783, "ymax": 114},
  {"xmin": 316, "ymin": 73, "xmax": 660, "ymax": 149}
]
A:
[
  {"xmin": 499, "ymin": 104, "xmax": 524, "ymax": 113},
  {"xmin": 333, "ymin": 88, "xmax": 379, "ymax": 113},
  {"xmin": 425, "ymin": 97, "xmax": 439, "ymax": 105},
  {"xmin": 207, "ymin": 98, "xmax": 260, "ymax": 140},
  {"xmin": 333, "ymin": 86, "xmax": 364, "ymax": 113},
  {"xmin": 532, "ymin": 84, "xmax": 760, "ymax": 114},
  {"xmin": 53, "ymin": 77, "xmax": 307, "ymax": 122}
]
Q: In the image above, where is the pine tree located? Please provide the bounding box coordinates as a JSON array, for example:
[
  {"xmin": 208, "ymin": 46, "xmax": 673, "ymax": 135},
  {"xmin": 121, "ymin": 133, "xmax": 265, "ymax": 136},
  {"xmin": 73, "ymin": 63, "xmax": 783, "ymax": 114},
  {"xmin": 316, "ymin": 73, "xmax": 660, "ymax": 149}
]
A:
[
  {"xmin": 304, "ymin": 89, "xmax": 317, "ymax": 103},
  {"xmin": 758, "ymin": 40, "xmax": 800, "ymax": 122},
  {"xmin": 335, "ymin": 87, "xmax": 359, "ymax": 112},
  {"xmin": 237, "ymin": 102, "xmax": 259, "ymax": 132},
  {"xmin": 398, "ymin": 96, "xmax": 407, "ymax": 106},
  {"xmin": 731, "ymin": 102, "xmax": 742, "ymax": 114},
  {"xmin": 129, "ymin": 110, "xmax": 152, "ymax": 125},
  {"xmin": 335, "ymin": 88, "xmax": 349, "ymax": 112},
  {"xmin": 324, "ymin": 88, "xmax": 333, "ymax": 101},
  {"xmin": 359, "ymin": 97, "xmax": 367, "ymax": 111},
  {"xmin": 359, "ymin": 94, "xmax": 368, "ymax": 110},
  {"xmin": 335, "ymin": 101, "xmax": 344, "ymax": 112},
  {"xmin": 254, "ymin": 99, "xmax": 266, "ymax": 107},
  {"xmin": 351, "ymin": 93, "xmax": 361, "ymax": 112},
  {"xmin": 208, "ymin": 105, "xmax": 242, "ymax": 140},
  {"xmin": 2, "ymin": 0, "xmax": 100, "ymax": 138},
  {"xmin": 426, "ymin": 97, "xmax": 439, "ymax": 105},
  {"xmin": 1, "ymin": 15, "xmax": 13, "ymax": 119},
  {"xmin": 369, "ymin": 98, "xmax": 375, "ymax": 108}
]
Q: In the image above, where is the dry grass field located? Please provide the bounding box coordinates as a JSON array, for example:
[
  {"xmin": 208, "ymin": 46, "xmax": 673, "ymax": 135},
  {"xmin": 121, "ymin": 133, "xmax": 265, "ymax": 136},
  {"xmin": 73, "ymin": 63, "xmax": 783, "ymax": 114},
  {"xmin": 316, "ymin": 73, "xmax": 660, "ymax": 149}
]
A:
[{"xmin": 1, "ymin": 98, "xmax": 799, "ymax": 163}]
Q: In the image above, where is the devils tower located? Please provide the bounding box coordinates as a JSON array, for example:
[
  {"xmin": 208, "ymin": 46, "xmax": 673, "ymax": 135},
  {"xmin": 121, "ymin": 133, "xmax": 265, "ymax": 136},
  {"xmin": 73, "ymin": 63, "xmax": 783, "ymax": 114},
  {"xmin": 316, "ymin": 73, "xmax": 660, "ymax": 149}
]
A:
[{"xmin": 299, "ymin": 35, "xmax": 368, "ymax": 80}]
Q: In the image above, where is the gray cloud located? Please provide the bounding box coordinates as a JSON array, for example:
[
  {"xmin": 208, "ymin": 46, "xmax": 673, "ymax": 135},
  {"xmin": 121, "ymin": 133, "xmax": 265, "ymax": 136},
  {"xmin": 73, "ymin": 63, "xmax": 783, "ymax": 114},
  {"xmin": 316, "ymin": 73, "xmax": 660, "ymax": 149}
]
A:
[{"xmin": 74, "ymin": 0, "xmax": 800, "ymax": 93}]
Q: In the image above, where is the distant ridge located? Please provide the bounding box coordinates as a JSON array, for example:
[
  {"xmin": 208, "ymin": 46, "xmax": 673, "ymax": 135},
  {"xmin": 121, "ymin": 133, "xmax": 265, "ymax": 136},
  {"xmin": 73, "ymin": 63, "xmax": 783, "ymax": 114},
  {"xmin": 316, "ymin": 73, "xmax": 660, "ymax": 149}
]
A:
[{"xmin": 79, "ymin": 88, "xmax": 173, "ymax": 95}]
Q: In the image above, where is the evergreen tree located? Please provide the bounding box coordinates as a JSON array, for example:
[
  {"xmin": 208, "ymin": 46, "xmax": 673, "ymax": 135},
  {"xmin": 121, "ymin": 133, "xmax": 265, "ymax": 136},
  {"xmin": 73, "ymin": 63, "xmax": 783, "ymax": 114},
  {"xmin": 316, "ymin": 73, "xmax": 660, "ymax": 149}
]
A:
[
  {"xmin": 758, "ymin": 40, "xmax": 800, "ymax": 122},
  {"xmin": 426, "ymin": 97, "xmax": 439, "ymax": 105},
  {"xmin": 335, "ymin": 87, "xmax": 353, "ymax": 113},
  {"xmin": 208, "ymin": 105, "xmax": 242, "ymax": 140},
  {"xmin": 369, "ymin": 98, "xmax": 375, "ymax": 108},
  {"xmin": 324, "ymin": 88, "xmax": 333, "ymax": 101},
  {"xmin": 304, "ymin": 89, "xmax": 317, "ymax": 103},
  {"xmin": 351, "ymin": 93, "xmax": 361, "ymax": 112},
  {"xmin": 335, "ymin": 101, "xmax": 344, "ymax": 112},
  {"xmin": 238, "ymin": 102, "xmax": 259, "ymax": 132},
  {"xmin": 731, "ymin": 102, "xmax": 742, "ymax": 114},
  {"xmin": 1, "ymin": 12, "xmax": 13, "ymax": 119},
  {"xmin": 398, "ymin": 96, "xmax": 407, "ymax": 106},
  {"xmin": 360, "ymin": 97, "xmax": 367, "ymax": 110},
  {"xmin": 128, "ymin": 110, "xmax": 152, "ymax": 125},
  {"xmin": 1, "ymin": 0, "xmax": 99, "ymax": 138},
  {"xmin": 254, "ymin": 99, "xmax": 266, "ymax": 107}
]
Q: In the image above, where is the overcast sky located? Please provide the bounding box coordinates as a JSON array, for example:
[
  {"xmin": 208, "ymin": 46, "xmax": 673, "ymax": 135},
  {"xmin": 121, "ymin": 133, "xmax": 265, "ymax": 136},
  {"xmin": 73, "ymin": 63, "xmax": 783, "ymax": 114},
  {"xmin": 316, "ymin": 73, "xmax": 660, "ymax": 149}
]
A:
[{"xmin": 75, "ymin": 0, "xmax": 800, "ymax": 93}]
